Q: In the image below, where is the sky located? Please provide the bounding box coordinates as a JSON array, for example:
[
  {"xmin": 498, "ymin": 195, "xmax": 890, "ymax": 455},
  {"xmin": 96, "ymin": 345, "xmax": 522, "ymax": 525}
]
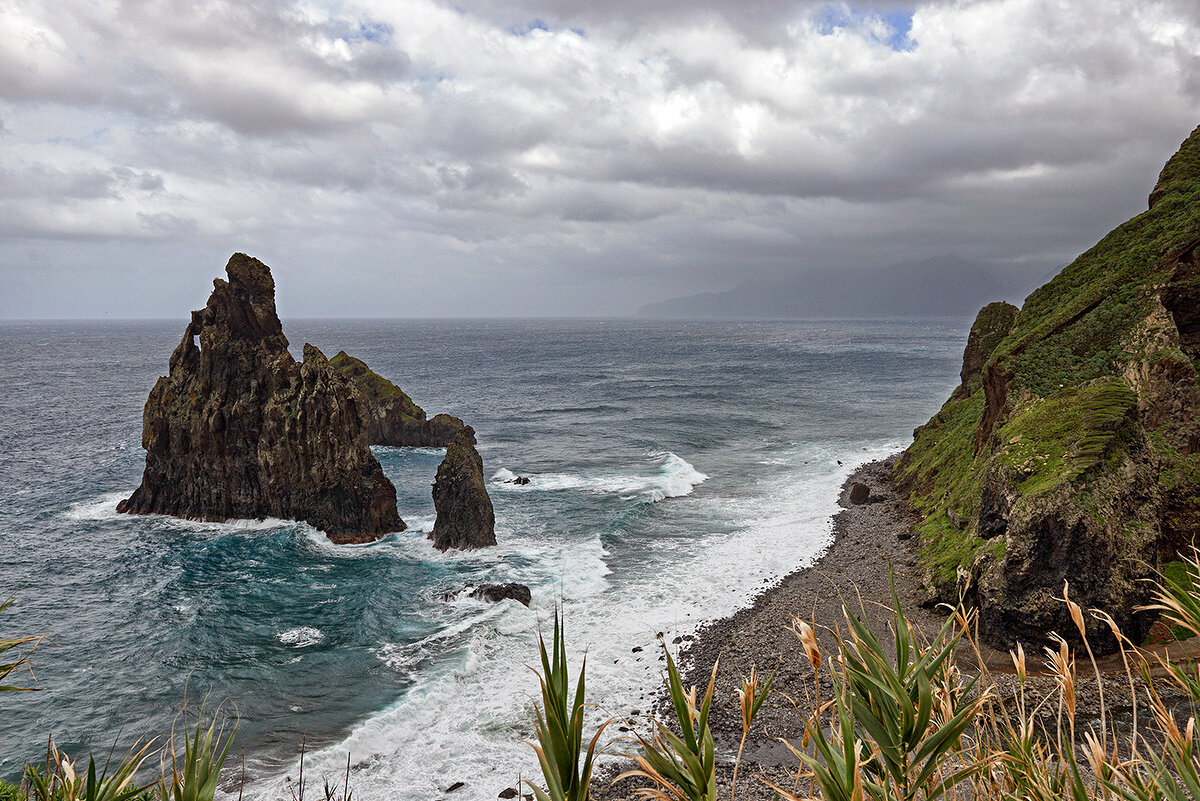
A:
[{"xmin": 1, "ymin": 0, "xmax": 1199, "ymax": 318}]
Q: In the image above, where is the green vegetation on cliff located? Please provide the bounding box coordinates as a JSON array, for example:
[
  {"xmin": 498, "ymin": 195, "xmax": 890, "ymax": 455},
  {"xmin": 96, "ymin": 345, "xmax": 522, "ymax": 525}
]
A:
[
  {"xmin": 329, "ymin": 351, "xmax": 425, "ymax": 420},
  {"xmin": 896, "ymin": 124, "xmax": 1200, "ymax": 648}
]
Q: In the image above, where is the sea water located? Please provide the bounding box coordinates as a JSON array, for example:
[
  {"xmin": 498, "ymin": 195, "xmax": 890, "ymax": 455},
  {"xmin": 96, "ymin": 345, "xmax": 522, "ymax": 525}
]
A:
[{"xmin": 0, "ymin": 318, "xmax": 965, "ymax": 799}]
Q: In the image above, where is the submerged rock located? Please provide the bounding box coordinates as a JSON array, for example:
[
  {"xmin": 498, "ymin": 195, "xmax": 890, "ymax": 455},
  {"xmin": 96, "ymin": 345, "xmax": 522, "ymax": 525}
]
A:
[
  {"xmin": 430, "ymin": 427, "xmax": 496, "ymax": 551},
  {"xmin": 329, "ymin": 352, "xmax": 467, "ymax": 447},
  {"xmin": 117, "ymin": 253, "xmax": 405, "ymax": 544},
  {"xmin": 442, "ymin": 583, "xmax": 531, "ymax": 606},
  {"xmin": 470, "ymin": 583, "xmax": 532, "ymax": 606}
]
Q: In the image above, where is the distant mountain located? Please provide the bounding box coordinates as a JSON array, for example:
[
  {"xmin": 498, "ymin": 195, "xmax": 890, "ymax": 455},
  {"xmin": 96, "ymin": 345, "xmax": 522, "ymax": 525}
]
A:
[{"xmin": 636, "ymin": 256, "xmax": 1038, "ymax": 319}]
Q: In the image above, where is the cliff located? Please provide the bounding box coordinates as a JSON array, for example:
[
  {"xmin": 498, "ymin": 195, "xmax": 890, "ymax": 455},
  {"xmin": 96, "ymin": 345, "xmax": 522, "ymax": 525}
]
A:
[
  {"xmin": 896, "ymin": 125, "xmax": 1200, "ymax": 652},
  {"xmin": 329, "ymin": 351, "xmax": 467, "ymax": 447},
  {"xmin": 117, "ymin": 254, "xmax": 406, "ymax": 544},
  {"xmin": 430, "ymin": 427, "xmax": 496, "ymax": 551}
]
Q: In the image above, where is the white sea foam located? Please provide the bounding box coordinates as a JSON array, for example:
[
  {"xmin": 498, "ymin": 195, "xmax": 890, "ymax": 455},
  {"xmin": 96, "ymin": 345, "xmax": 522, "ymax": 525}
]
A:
[
  {"xmin": 276, "ymin": 627, "xmax": 325, "ymax": 648},
  {"xmin": 491, "ymin": 468, "xmax": 519, "ymax": 483},
  {"xmin": 171, "ymin": 516, "xmax": 292, "ymax": 532},
  {"xmin": 62, "ymin": 492, "xmax": 130, "ymax": 522},
  {"xmin": 490, "ymin": 452, "xmax": 707, "ymax": 503},
  {"xmin": 62, "ymin": 492, "xmax": 292, "ymax": 532},
  {"xmin": 374, "ymin": 446, "xmax": 445, "ymax": 456},
  {"xmin": 299, "ymin": 526, "xmax": 411, "ymax": 558},
  {"xmin": 404, "ymin": 514, "xmax": 437, "ymax": 533},
  {"xmin": 240, "ymin": 442, "xmax": 907, "ymax": 801}
]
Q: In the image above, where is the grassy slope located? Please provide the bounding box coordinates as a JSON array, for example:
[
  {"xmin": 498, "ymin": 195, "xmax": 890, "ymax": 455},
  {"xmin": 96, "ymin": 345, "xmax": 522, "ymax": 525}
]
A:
[{"xmin": 897, "ymin": 125, "xmax": 1200, "ymax": 584}]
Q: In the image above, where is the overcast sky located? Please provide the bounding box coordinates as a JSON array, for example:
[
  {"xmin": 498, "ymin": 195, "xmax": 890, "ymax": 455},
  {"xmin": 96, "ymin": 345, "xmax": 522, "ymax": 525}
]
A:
[{"xmin": 2, "ymin": 0, "xmax": 1198, "ymax": 318}]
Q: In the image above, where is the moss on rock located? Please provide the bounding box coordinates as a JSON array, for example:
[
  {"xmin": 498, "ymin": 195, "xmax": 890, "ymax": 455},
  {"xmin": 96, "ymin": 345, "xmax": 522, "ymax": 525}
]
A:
[
  {"xmin": 896, "ymin": 124, "xmax": 1200, "ymax": 650},
  {"xmin": 329, "ymin": 351, "xmax": 425, "ymax": 420}
]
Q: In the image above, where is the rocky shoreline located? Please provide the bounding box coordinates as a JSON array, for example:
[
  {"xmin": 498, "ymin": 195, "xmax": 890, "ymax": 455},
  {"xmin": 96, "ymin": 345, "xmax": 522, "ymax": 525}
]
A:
[
  {"xmin": 672, "ymin": 455, "xmax": 1008, "ymax": 757},
  {"xmin": 596, "ymin": 456, "xmax": 959, "ymax": 799},
  {"xmin": 668, "ymin": 455, "xmax": 1000, "ymax": 755},
  {"xmin": 593, "ymin": 456, "xmax": 1198, "ymax": 801}
]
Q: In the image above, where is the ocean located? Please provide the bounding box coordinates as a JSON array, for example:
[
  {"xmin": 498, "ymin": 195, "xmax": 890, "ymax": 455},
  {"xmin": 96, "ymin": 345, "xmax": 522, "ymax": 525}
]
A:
[{"xmin": 0, "ymin": 317, "xmax": 965, "ymax": 800}]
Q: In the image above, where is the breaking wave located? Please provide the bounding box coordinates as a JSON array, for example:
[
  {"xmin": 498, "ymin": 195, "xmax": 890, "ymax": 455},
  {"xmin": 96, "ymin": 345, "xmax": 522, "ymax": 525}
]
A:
[{"xmin": 491, "ymin": 452, "xmax": 706, "ymax": 502}]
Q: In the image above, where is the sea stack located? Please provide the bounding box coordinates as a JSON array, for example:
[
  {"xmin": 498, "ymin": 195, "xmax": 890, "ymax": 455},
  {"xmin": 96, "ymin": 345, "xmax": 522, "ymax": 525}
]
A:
[
  {"xmin": 430, "ymin": 427, "xmax": 496, "ymax": 551},
  {"xmin": 329, "ymin": 351, "xmax": 468, "ymax": 447},
  {"xmin": 117, "ymin": 253, "xmax": 405, "ymax": 544}
]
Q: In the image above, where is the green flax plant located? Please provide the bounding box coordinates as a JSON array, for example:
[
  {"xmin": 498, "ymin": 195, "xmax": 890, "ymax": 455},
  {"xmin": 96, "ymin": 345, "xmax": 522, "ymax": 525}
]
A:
[
  {"xmin": 157, "ymin": 701, "xmax": 236, "ymax": 801},
  {"xmin": 771, "ymin": 679, "xmax": 866, "ymax": 801},
  {"xmin": 618, "ymin": 648, "xmax": 720, "ymax": 801},
  {"xmin": 23, "ymin": 738, "xmax": 157, "ymax": 801},
  {"xmin": 1140, "ymin": 547, "xmax": 1200, "ymax": 696},
  {"xmin": 729, "ymin": 667, "xmax": 774, "ymax": 801},
  {"xmin": 1, "ymin": 597, "xmax": 44, "ymax": 692},
  {"xmin": 1097, "ymin": 551, "xmax": 1200, "ymax": 801},
  {"xmin": 838, "ymin": 579, "xmax": 988, "ymax": 801},
  {"xmin": 770, "ymin": 576, "xmax": 988, "ymax": 801},
  {"xmin": 525, "ymin": 610, "xmax": 610, "ymax": 801}
]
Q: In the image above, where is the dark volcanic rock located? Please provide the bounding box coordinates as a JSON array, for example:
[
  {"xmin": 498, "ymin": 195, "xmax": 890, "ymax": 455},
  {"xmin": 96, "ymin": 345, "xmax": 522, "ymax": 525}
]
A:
[
  {"xmin": 469, "ymin": 583, "xmax": 532, "ymax": 606},
  {"xmin": 508, "ymin": 476, "xmax": 531, "ymax": 485},
  {"xmin": 430, "ymin": 427, "xmax": 496, "ymax": 551},
  {"xmin": 421, "ymin": 413, "xmax": 471, "ymax": 447},
  {"xmin": 849, "ymin": 482, "xmax": 870, "ymax": 504},
  {"xmin": 328, "ymin": 352, "xmax": 467, "ymax": 447},
  {"xmin": 117, "ymin": 253, "xmax": 405, "ymax": 544},
  {"xmin": 958, "ymin": 301, "xmax": 1018, "ymax": 394}
]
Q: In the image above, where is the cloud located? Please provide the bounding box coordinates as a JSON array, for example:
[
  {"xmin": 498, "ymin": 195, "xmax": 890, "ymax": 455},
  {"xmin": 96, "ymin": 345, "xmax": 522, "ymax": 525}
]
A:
[{"xmin": 0, "ymin": 0, "xmax": 1198, "ymax": 316}]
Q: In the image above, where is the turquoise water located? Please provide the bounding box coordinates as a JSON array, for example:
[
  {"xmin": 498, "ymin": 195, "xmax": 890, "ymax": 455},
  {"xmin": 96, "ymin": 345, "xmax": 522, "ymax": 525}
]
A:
[{"xmin": 0, "ymin": 318, "xmax": 965, "ymax": 799}]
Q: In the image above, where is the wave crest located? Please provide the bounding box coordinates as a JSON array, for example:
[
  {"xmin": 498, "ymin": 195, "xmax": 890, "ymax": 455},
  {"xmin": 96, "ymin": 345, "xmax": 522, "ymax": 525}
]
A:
[
  {"xmin": 276, "ymin": 626, "xmax": 325, "ymax": 648},
  {"xmin": 491, "ymin": 451, "xmax": 706, "ymax": 502}
]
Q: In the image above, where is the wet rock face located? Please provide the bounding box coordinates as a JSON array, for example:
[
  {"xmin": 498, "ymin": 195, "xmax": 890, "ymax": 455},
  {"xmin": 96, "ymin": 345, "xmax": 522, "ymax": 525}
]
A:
[
  {"xmin": 430, "ymin": 427, "xmax": 496, "ymax": 551},
  {"xmin": 959, "ymin": 301, "xmax": 1018, "ymax": 392},
  {"xmin": 117, "ymin": 253, "xmax": 405, "ymax": 544},
  {"xmin": 972, "ymin": 453, "xmax": 1161, "ymax": 651},
  {"xmin": 470, "ymin": 583, "xmax": 532, "ymax": 606},
  {"xmin": 328, "ymin": 352, "xmax": 467, "ymax": 447}
]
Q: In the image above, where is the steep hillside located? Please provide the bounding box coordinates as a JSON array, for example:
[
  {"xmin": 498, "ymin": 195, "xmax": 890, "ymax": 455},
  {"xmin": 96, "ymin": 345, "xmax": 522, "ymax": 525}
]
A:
[{"xmin": 895, "ymin": 125, "xmax": 1200, "ymax": 651}]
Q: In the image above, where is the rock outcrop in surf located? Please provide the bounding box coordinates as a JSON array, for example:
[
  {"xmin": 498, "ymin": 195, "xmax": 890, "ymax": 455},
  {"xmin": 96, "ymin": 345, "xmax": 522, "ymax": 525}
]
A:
[
  {"xmin": 329, "ymin": 351, "xmax": 468, "ymax": 447},
  {"xmin": 117, "ymin": 253, "xmax": 405, "ymax": 544},
  {"xmin": 430, "ymin": 427, "xmax": 496, "ymax": 551},
  {"xmin": 896, "ymin": 124, "xmax": 1200, "ymax": 652}
]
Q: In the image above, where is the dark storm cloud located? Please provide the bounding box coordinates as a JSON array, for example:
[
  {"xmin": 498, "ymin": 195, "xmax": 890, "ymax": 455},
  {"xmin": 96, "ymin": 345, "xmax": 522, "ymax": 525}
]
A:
[{"xmin": 0, "ymin": 0, "xmax": 1198, "ymax": 317}]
